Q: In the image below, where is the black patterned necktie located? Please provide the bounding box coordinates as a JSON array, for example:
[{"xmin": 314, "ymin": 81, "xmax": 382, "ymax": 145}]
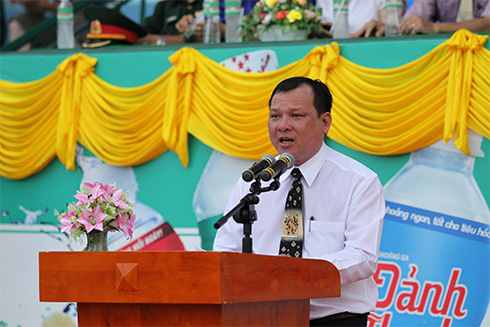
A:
[{"xmin": 279, "ymin": 168, "xmax": 303, "ymax": 258}]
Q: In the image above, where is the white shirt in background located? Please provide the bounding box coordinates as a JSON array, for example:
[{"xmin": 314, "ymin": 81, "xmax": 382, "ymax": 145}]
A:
[{"xmin": 316, "ymin": 0, "xmax": 386, "ymax": 34}]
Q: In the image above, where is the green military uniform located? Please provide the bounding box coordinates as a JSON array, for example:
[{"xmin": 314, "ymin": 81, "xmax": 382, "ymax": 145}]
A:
[{"xmin": 143, "ymin": 0, "xmax": 203, "ymax": 35}]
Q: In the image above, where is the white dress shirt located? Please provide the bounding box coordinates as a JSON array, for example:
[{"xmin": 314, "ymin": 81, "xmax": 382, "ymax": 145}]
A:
[
  {"xmin": 316, "ymin": 0, "xmax": 386, "ymax": 34},
  {"xmin": 213, "ymin": 143, "xmax": 385, "ymax": 319}
]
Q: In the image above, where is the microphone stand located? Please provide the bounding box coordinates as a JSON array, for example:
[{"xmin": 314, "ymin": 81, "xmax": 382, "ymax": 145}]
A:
[{"xmin": 214, "ymin": 178, "xmax": 281, "ymax": 254}]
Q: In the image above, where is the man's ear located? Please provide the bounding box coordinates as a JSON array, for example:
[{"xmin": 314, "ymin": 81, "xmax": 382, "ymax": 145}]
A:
[{"xmin": 321, "ymin": 112, "xmax": 332, "ymax": 135}]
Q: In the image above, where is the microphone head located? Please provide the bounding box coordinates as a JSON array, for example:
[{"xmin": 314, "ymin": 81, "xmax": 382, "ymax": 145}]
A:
[
  {"xmin": 259, "ymin": 153, "xmax": 295, "ymax": 181},
  {"xmin": 261, "ymin": 154, "xmax": 276, "ymax": 165},
  {"xmin": 242, "ymin": 154, "xmax": 277, "ymax": 182},
  {"xmin": 280, "ymin": 153, "xmax": 295, "ymax": 168}
]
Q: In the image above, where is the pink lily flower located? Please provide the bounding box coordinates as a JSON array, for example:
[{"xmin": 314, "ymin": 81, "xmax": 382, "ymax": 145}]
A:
[
  {"xmin": 77, "ymin": 206, "xmax": 107, "ymax": 233},
  {"xmin": 74, "ymin": 183, "xmax": 103, "ymax": 206},
  {"xmin": 60, "ymin": 207, "xmax": 79, "ymax": 234},
  {"xmin": 106, "ymin": 188, "xmax": 127, "ymax": 209},
  {"xmin": 108, "ymin": 214, "xmax": 122, "ymax": 230},
  {"xmin": 99, "ymin": 183, "xmax": 115, "ymax": 197},
  {"xmin": 117, "ymin": 212, "xmax": 136, "ymax": 240}
]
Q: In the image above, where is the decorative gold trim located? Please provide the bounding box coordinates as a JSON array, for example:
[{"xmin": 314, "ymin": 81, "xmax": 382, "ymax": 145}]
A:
[
  {"xmin": 82, "ymin": 40, "xmax": 112, "ymax": 48},
  {"xmin": 86, "ymin": 33, "xmax": 127, "ymax": 40}
]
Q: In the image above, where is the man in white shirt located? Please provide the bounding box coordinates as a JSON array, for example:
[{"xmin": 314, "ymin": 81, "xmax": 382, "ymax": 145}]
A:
[
  {"xmin": 400, "ymin": 0, "xmax": 490, "ymax": 35},
  {"xmin": 316, "ymin": 0, "xmax": 387, "ymax": 37},
  {"xmin": 213, "ymin": 77, "xmax": 385, "ymax": 326}
]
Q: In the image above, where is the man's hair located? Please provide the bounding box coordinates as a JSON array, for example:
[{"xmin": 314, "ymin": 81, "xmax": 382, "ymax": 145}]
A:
[{"xmin": 268, "ymin": 77, "xmax": 333, "ymax": 116}]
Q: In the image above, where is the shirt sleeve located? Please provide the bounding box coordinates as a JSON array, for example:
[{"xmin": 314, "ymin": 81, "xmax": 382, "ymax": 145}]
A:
[
  {"xmin": 143, "ymin": 2, "xmax": 166, "ymax": 34},
  {"xmin": 242, "ymin": 0, "xmax": 256, "ymax": 15},
  {"xmin": 482, "ymin": 1, "xmax": 490, "ymax": 17},
  {"xmin": 403, "ymin": 0, "xmax": 437, "ymax": 22},
  {"xmin": 311, "ymin": 176, "xmax": 385, "ymax": 286},
  {"xmin": 316, "ymin": 0, "xmax": 333, "ymax": 24}
]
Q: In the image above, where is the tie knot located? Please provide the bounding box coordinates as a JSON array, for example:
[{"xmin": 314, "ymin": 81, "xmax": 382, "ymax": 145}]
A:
[{"xmin": 291, "ymin": 168, "xmax": 302, "ymax": 180}]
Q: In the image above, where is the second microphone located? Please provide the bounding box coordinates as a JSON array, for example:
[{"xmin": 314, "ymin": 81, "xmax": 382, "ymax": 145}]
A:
[{"xmin": 242, "ymin": 154, "xmax": 276, "ymax": 182}]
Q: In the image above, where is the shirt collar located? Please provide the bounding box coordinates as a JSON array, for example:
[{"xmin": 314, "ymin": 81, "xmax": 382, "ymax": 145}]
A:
[{"xmin": 279, "ymin": 143, "xmax": 328, "ymax": 187}]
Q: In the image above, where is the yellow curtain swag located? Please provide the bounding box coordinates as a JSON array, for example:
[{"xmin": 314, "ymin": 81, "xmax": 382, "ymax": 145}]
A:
[
  {"xmin": 0, "ymin": 29, "xmax": 489, "ymax": 180},
  {"xmin": 56, "ymin": 53, "xmax": 98, "ymax": 172}
]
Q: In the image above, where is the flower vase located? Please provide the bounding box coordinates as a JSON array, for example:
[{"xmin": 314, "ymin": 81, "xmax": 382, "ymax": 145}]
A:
[
  {"xmin": 259, "ymin": 26, "xmax": 308, "ymax": 42},
  {"xmin": 83, "ymin": 229, "xmax": 109, "ymax": 251}
]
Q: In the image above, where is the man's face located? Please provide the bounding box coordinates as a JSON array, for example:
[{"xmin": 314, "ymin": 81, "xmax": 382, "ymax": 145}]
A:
[{"xmin": 268, "ymin": 85, "xmax": 332, "ymax": 166}]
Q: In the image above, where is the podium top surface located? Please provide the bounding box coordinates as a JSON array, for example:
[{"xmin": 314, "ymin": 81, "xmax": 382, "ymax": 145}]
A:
[{"xmin": 39, "ymin": 251, "xmax": 340, "ymax": 304}]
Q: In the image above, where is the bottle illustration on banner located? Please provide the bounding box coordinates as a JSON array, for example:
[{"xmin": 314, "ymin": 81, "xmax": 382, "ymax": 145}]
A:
[
  {"xmin": 75, "ymin": 146, "xmax": 185, "ymax": 251},
  {"xmin": 193, "ymin": 51, "xmax": 278, "ymax": 250},
  {"xmin": 371, "ymin": 129, "xmax": 490, "ymax": 327}
]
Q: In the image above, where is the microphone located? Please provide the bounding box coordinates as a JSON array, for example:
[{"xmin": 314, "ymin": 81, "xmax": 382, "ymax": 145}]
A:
[
  {"xmin": 260, "ymin": 153, "xmax": 295, "ymax": 181},
  {"xmin": 242, "ymin": 154, "xmax": 276, "ymax": 182}
]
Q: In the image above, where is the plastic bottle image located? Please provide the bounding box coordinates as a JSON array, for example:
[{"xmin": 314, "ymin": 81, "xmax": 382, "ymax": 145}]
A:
[
  {"xmin": 374, "ymin": 129, "xmax": 490, "ymax": 327},
  {"xmin": 192, "ymin": 51, "xmax": 279, "ymax": 250},
  {"xmin": 331, "ymin": 0, "xmax": 349, "ymax": 39},
  {"xmin": 224, "ymin": 0, "xmax": 243, "ymax": 43},
  {"xmin": 193, "ymin": 151, "xmax": 253, "ymax": 249},
  {"xmin": 57, "ymin": 0, "xmax": 74, "ymax": 49},
  {"xmin": 385, "ymin": 0, "xmax": 402, "ymax": 36},
  {"xmin": 203, "ymin": 0, "xmax": 221, "ymax": 44},
  {"xmin": 75, "ymin": 146, "xmax": 185, "ymax": 251}
]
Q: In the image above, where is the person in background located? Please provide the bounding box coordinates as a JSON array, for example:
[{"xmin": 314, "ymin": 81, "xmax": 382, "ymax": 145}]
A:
[
  {"xmin": 141, "ymin": 0, "xmax": 317, "ymax": 44},
  {"xmin": 316, "ymin": 0, "xmax": 392, "ymax": 37},
  {"xmin": 213, "ymin": 77, "xmax": 385, "ymax": 326},
  {"xmin": 8, "ymin": 0, "xmax": 60, "ymax": 51},
  {"xmin": 352, "ymin": 0, "xmax": 409, "ymax": 37},
  {"xmin": 219, "ymin": 0, "xmax": 255, "ymax": 24},
  {"xmin": 7, "ymin": 0, "xmax": 104, "ymax": 51},
  {"xmin": 138, "ymin": 0, "xmax": 203, "ymax": 45},
  {"xmin": 215, "ymin": 0, "xmax": 255, "ymax": 40},
  {"xmin": 400, "ymin": 0, "xmax": 490, "ymax": 34},
  {"xmin": 139, "ymin": 0, "xmax": 256, "ymax": 44}
]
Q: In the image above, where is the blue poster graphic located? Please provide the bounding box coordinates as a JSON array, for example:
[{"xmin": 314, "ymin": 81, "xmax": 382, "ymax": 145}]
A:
[{"xmin": 370, "ymin": 201, "xmax": 490, "ymax": 327}]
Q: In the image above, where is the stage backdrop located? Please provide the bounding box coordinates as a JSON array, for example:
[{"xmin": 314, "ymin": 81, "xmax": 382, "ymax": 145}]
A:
[{"xmin": 0, "ymin": 30, "xmax": 489, "ymax": 327}]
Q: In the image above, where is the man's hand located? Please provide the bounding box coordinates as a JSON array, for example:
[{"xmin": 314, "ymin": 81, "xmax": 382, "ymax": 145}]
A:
[
  {"xmin": 317, "ymin": 23, "xmax": 333, "ymax": 38},
  {"xmin": 137, "ymin": 34, "xmax": 160, "ymax": 45},
  {"xmin": 192, "ymin": 21, "xmax": 204, "ymax": 40},
  {"xmin": 175, "ymin": 14, "xmax": 195, "ymax": 36},
  {"xmin": 176, "ymin": 14, "xmax": 206, "ymax": 41},
  {"xmin": 351, "ymin": 20, "xmax": 385, "ymax": 38},
  {"xmin": 138, "ymin": 33, "xmax": 188, "ymax": 45},
  {"xmin": 399, "ymin": 14, "xmax": 437, "ymax": 35}
]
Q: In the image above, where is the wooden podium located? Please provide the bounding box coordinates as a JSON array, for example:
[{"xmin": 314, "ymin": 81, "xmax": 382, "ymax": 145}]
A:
[{"xmin": 39, "ymin": 251, "xmax": 340, "ymax": 326}]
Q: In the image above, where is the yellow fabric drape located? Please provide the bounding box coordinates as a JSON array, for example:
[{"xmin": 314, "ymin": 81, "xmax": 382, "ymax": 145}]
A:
[
  {"xmin": 0, "ymin": 71, "xmax": 62, "ymax": 178},
  {"xmin": 0, "ymin": 29, "xmax": 489, "ymax": 180},
  {"xmin": 56, "ymin": 54, "xmax": 98, "ymax": 170}
]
